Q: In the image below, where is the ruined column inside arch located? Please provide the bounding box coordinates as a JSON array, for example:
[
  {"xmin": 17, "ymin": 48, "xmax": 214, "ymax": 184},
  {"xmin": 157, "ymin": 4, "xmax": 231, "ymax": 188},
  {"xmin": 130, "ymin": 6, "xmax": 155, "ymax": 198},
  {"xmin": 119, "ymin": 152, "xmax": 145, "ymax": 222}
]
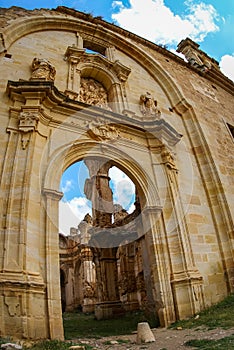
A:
[
  {"xmin": 83, "ymin": 157, "xmax": 126, "ymax": 319},
  {"xmin": 84, "ymin": 157, "xmax": 114, "ymax": 227}
]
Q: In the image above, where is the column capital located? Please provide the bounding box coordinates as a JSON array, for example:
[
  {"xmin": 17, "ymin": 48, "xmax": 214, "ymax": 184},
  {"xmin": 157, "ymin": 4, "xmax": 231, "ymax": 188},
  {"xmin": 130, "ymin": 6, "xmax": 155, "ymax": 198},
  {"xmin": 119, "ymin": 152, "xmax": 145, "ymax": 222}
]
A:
[{"xmin": 43, "ymin": 188, "xmax": 64, "ymax": 201}]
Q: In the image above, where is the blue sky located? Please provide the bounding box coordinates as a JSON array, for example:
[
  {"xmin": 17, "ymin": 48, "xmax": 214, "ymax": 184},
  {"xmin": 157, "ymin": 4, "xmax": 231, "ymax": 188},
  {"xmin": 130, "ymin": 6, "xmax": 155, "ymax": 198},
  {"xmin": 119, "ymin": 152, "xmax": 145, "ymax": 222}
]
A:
[
  {"xmin": 2, "ymin": 0, "xmax": 233, "ymax": 234},
  {"xmin": 60, "ymin": 162, "xmax": 135, "ymax": 234}
]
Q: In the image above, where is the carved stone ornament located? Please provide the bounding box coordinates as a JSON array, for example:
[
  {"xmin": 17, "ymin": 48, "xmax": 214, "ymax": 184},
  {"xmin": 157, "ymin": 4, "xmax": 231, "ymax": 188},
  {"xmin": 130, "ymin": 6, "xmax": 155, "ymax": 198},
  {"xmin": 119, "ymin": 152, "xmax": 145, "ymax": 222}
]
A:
[
  {"xmin": 30, "ymin": 57, "xmax": 56, "ymax": 81},
  {"xmin": 18, "ymin": 112, "xmax": 39, "ymax": 149},
  {"xmin": 87, "ymin": 118, "xmax": 119, "ymax": 141},
  {"xmin": 4, "ymin": 295, "xmax": 20, "ymax": 316},
  {"xmin": 79, "ymin": 78, "xmax": 111, "ymax": 110},
  {"xmin": 161, "ymin": 148, "xmax": 177, "ymax": 170},
  {"xmin": 139, "ymin": 92, "xmax": 161, "ymax": 118},
  {"xmin": 18, "ymin": 112, "xmax": 39, "ymax": 133}
]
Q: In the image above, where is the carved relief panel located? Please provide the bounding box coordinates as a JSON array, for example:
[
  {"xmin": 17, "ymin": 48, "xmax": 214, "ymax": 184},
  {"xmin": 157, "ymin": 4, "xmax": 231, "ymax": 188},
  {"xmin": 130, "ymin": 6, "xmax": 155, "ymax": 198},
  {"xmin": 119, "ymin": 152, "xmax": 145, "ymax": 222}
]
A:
[{"xmin": 79, "ymin": 78, "xmax": 111, "ymax": 110}]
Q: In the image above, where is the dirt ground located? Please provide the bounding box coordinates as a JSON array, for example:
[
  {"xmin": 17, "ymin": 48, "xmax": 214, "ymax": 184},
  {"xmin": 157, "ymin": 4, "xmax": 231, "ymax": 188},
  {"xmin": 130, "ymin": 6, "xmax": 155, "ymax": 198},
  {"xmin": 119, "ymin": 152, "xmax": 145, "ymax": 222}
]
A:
[{"xmin": 71, "ymin": 326, "xmax": 234, "ymax": 349}]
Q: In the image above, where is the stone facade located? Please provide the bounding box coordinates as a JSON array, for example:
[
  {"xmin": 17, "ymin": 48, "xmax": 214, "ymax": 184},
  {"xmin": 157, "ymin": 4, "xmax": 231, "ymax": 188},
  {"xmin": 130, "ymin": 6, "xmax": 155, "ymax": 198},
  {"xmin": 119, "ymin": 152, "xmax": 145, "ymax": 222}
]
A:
[{"xmin": 0, "ymin": 5, "xmax": 233, "ymax": 341}]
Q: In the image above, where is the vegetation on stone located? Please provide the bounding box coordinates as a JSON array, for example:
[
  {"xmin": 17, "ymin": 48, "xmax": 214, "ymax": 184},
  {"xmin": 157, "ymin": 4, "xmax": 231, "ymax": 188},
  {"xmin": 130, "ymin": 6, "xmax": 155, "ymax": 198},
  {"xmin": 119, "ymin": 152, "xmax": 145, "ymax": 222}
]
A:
[{"xmin": 170, "ymin": 293, "xmax": 234, "ymax": 330}]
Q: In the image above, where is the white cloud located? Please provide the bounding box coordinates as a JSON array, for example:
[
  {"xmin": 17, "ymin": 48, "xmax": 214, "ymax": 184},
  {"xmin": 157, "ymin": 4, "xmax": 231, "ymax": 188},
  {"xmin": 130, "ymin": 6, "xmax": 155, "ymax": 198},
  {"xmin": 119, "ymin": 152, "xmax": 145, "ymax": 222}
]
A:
[
  {"xmin": 61, "ymin": 179, "xmax": 74, "ymax": 194},
  {"xmin": 109, "ymin": 166, "xmax": 135, "ymax": 212},
  {"xmin": 220, "ymin": 54, "xmax": 234, "ymax": 82},
  {"xmin": 112, "ymin": 0, "xmax": 220, "ymax": 47},
  {"xmin": 59, "ymin": 197, "xmax": 91, "ymax": 235},
  {"xmin": 185, "ymin": 1, "xmax": 219, "ymax": 41}
]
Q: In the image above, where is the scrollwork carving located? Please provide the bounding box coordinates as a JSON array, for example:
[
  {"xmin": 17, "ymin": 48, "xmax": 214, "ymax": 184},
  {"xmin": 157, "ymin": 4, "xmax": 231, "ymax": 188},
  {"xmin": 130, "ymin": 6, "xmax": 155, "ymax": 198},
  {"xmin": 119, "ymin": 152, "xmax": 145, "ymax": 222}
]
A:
[{"xmin": 87, "ymin": 118, "xmax": 119, "ymax": 141}]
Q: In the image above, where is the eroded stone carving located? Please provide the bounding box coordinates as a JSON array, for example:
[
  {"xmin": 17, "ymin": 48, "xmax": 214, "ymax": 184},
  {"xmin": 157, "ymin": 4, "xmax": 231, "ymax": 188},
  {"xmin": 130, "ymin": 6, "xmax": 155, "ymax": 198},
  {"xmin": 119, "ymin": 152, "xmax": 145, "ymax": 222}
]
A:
[
  {"xmin": 18, "ymin": 112, "xmax": 39, "ymax": 149},
  {"xmin": 83, "ymin": 281, "xmax": 96, "ymax": 298},
  {"xmin": 113, "ymin": 204, "xmax": 128, "ymax": 223},
  {"xmin": 78, "ymin": 214, "xmax": 93, "ymax": 245},
  {"xmin": 139, "ymin": 92, "xmax": 161, "ymax": 118},
  {"xmin": 18, "ymin": 112, "xmax": 39, "ymax": 133},
  {"xmin": 87, "ymin": 118, "xmax": 119, "ymax": 141},
  {"xmin": 31, "ymin": 58, "xmax": 56, "ymax": 81},
  {"xmin": 4, "ymin": 296, "xmax": 20, "ymax": 316},
  {"xmin": 79, "ymin": 78, "xmax": 111, "ymax": 110}
]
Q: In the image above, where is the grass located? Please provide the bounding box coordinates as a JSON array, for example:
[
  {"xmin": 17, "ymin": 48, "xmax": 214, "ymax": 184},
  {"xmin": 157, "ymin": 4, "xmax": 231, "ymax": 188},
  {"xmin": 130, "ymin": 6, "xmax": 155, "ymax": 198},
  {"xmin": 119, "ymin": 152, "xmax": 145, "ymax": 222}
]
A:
[
  {"xmin": 63, "ymin": 310, "xmax": 154, "ymax": 339},
  {"xmin": 1, "ymin": 294, "xmax": 234, "ymax": 349},
  {"xmin": 171, "ymin": 293, "xmax": 234, "ymax": 349},
  {"xmin": 27, "ymin": 340, "xmax": 88, "ymax": 350},
  {"xmin": 170, "ymin": 293, "xmax": 234, "ymax": 330},
  {"xmin": 184, "ymin": 334, "xmax": 234, "ymax": 349}
]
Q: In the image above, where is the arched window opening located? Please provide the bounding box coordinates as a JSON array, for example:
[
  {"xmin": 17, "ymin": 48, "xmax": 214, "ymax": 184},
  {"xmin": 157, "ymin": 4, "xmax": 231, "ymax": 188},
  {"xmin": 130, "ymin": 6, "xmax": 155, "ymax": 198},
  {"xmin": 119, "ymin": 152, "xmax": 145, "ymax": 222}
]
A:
[
  {"xmin": 58, "ymin": 159, "xmax": 152, "ymax": 320},
  {"xmin": 59, "ymin": 161, "xmax": 136, "ymax": 235}
]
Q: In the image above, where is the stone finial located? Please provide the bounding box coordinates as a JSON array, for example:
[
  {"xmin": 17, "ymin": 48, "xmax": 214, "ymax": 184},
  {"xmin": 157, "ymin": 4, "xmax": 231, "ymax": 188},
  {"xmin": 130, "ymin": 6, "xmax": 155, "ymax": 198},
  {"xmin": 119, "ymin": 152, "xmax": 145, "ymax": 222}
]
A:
[
  {"xmin": 136, "ymin": 322, "xmax": 156, "ymax": 344},
  {"xmin": 31, "ymin": 57, "xmax": 56, "ymax": 81}
]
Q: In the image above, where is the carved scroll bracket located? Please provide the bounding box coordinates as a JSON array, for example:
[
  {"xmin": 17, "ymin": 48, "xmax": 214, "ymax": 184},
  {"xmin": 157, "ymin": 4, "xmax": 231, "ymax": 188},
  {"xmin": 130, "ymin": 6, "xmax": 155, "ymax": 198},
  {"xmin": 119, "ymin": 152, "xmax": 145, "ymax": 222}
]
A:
[
  {"xmin": 18, "ymin": 111, "xmax": 39, "ymax": 150},
  {"xmin": 161, "ymin": 147, "xmax": 178, "ymax": 171}
]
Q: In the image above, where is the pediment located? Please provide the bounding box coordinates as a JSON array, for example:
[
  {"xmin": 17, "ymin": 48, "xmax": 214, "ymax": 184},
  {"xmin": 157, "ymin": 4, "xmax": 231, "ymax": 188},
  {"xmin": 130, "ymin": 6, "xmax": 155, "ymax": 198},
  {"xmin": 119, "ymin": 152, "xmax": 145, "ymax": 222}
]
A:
[{"xmin": 65, "ymin": 45, "xmax": 131, "ymax": 83}]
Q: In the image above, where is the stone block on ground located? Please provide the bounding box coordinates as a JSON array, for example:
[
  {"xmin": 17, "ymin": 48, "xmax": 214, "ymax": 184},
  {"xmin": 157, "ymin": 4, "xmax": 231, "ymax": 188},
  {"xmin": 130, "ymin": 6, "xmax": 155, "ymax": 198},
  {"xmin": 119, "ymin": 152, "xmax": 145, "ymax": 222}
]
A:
[{"xmin": 136, "ymin": 322, "xmax": 156, "ymax": 344}]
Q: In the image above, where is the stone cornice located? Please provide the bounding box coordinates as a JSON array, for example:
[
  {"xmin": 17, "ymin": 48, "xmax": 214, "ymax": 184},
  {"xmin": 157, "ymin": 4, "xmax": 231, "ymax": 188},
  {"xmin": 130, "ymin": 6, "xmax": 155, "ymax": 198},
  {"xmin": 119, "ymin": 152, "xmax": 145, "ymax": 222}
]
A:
[{"xmin": 7, "ymin": 80, "xmax": 182, "ymax": 147}]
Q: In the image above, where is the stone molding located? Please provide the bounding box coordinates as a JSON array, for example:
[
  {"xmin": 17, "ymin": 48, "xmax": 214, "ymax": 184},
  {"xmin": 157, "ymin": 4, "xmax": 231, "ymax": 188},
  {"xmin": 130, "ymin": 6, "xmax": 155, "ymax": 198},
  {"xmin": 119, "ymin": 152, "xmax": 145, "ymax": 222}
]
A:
[
  {"xmin": 43, "ymin": 188, "xmax": 64, "ymax": 201},
  {"xmin": 7, "ymin": 81, "xmax": 182, "ymax": 145}
]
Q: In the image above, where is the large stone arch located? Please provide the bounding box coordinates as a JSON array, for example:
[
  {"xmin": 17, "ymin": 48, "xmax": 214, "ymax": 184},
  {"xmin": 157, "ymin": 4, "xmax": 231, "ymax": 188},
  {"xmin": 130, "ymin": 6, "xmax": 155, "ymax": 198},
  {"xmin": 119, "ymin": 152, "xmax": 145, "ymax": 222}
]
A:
[
  {"xmin": 0, "ymin": 11, "xmax": 184, "ymax": 106},
  {"xmin": 43, "ymin": 139, "xmax": 160, "ymax": 207},
  {"xmin": 0, "ymin": 6, "xmax": 233, "ymax": 342}
]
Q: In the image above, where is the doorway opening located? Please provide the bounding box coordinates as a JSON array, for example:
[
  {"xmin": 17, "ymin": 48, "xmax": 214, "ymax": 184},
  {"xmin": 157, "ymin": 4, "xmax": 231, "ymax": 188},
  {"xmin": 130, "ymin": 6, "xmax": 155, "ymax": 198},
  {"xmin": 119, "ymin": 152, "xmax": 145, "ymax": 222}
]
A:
[{"xmin": 58, "ymin": 157, "xmax": 156, "ymax": 324}]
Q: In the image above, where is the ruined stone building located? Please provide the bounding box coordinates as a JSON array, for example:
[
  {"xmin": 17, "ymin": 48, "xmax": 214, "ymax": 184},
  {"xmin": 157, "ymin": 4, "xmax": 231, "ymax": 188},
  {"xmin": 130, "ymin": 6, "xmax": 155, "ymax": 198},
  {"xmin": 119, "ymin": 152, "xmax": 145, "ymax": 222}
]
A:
[{"xmin": 0, "ymin": 5, "xmax": 234, "ymax": 341}]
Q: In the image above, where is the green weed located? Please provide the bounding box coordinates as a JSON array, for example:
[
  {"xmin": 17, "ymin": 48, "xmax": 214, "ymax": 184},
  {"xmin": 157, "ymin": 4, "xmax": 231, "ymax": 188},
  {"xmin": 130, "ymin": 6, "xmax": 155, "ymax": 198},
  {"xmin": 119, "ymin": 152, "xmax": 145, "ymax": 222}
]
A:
[
  {"xmin": 170, "ymin": 293, "xmax": 234, "ymax": 330},
  {"xmin": 23, "ymin": 340, "xmax": 93, "ymax": 350},
  {"xmin": 185, "ymin": 334, "xmax": 234, "ymax": 349},
  {"xmin": 63, "ymin": 310, "xmax": 155, "ymax": 339}
]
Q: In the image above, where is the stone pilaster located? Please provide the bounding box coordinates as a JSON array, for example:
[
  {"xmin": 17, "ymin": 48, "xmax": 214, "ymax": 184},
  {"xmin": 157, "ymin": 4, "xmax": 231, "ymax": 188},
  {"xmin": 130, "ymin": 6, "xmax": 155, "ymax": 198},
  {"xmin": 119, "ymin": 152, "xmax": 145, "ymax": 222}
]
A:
[
  {"xmin": 160, "ymin": 147, "xmax": 204, "ymax": 319},
  {"xmin": 43, "ymin": 189, "xmax": 64, "ymax": 340}
]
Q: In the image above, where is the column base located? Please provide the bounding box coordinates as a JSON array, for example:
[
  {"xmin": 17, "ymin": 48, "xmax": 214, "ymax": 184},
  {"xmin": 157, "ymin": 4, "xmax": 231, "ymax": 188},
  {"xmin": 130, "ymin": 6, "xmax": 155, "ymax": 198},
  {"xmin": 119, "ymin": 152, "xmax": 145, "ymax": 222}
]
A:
[
  {"xmin": 95, "ymin": 301, "xmax": 125, "ymax": 320},
  {"xmin": 123, "ymin": 300, "xmax": 139, "ymax": 312}
]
